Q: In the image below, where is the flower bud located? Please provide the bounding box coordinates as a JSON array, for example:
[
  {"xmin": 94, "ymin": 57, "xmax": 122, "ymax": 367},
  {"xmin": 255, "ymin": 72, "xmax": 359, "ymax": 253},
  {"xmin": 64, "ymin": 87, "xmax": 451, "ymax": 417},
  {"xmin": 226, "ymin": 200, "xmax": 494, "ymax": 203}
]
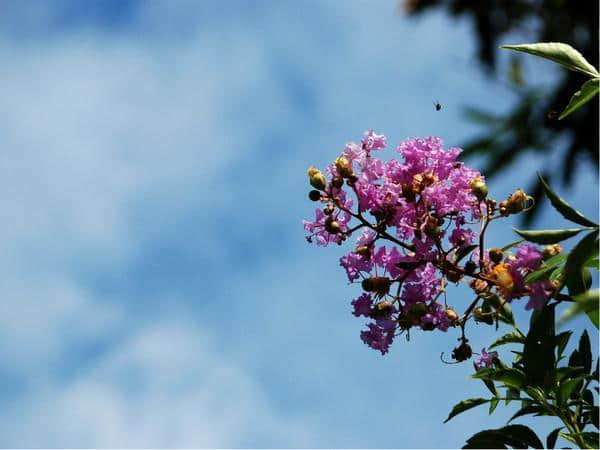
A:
[
  {"xmin": 323, "ymin": 205, "xmax": 334, "ymax": 215},
  {"xmin": 371, "ymin": 276, "xmax": 391, "ymax": 298},
  {"xmin": 370, "ymin": 301, "xmax": 393, "ymax": 319},
  {"xmin": 401, "ymin": 184, "xmax": 416, "ymax": 202},
  {"xmin": 444, "ymin": 307, "xmax": 459, "ymax": 325},
  {"xmin": 325, "ymin": 218, "xmax": 341, "ymax": 235},
  {"xmin": 307, "ymin": 167, "xmax": 327, "ymax": 190},
  {"xmin": 470, "ymin": 177, "xmax": 488, "ymax": 201},
  {"xmin": 361, "ymin": 278, "xmax": 374, "ymax": 292},
  {"xmin": 499, "ymin": 200, "xmax": 509, "ymax": 216},
  {"xmin": 506, "ymin": 188, "xmax": 527, "ymax": 214},
  {"xmin": 331, "ymin": 177, "xmax": 344, "ymax": 189},
  {"xmin": 334, "ymin": 155, "xmax": 354, "ymax": 179},
  {"xmin": 356, "ymin": 246, "xmax": 371, "ymax": 258},
  {"xmin": 308, "ymin": 190, "xmax": 321, "ymax": 201},
  {"xmin": 446, "ymin": 269, "xmax": 463, "ymax": 283},
  {"xmin": 542, "ymin": 244, "xmax": 562, "ymax": 260},
  {"xmin": 407, "ymin": 302, "xmax": 428, "ymax": 324},
  {"xmin": 424, "ymin": 215, "xmax": 440, "ymax": 238},
  {"xmin": 452, "ymin": 341, "xmax": 472, "ymax": 362},
  {"xmin": 489, "ymin": 248, "xmax": 503, "ymax": 264},
  {"xmin": 464, "ymin": 260, "xmax": 477, "ymax": 274},
  {"xmin": 469, "ymin": 279, "xmax": 489, "ymax": 294}
]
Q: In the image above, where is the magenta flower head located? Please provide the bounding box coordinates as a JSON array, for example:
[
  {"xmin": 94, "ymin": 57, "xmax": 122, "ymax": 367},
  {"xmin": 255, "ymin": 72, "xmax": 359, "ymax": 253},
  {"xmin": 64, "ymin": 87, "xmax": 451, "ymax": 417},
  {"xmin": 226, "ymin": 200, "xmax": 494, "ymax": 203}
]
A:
[
  {"xmin": 303, "ymin": 131, "xmax": 534, "ymax": 357},
  {"xmin": 474, "ymin": 348, "xmax": 498, "ymax": 370}
]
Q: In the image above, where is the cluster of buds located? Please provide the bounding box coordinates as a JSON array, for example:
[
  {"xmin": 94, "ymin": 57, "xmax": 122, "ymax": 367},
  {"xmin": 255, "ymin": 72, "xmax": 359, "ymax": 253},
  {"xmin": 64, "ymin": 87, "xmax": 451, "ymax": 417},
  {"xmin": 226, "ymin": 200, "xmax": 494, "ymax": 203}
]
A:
[{"xmin": 304, "ymin": 131, "xmax": 556, "ymax": 359}]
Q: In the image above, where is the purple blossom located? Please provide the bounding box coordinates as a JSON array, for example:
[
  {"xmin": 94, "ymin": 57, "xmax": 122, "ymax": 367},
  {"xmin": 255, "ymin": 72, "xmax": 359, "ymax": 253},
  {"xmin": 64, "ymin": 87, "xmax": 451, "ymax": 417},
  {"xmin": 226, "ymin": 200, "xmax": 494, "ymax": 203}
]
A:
[
  {"xmin": 360, "ymin": 320, "xmax": 395, "ymax": 355},
  {"xmin": 351, "ymin": 293, "xmax": 373, "ymax": 317},
  {"xmin": 474, "ymin": 348, "xmax": 498, "ymax": 370},
  {"xmin": 525, "ymin": 280, "xmax": 554, "ymax": 311}
]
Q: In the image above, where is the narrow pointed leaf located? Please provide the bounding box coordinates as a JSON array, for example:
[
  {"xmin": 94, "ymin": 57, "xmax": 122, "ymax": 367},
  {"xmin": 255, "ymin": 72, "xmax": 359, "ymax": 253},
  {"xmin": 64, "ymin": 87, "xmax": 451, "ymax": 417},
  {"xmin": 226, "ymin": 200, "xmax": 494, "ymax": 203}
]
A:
[
  {"xmin": 566, "ymin": 231, "xmax": 600, "ymax": 296},
  {"xmin": 444, "ymin": 398, "xmax": 489, "ymax": 423},
  {"xmin": 524, "ymin": 254, "xmax": 568, "ymax": 283},
  {"xmin": 508, "ymin": 404, "xmax": 542, "ymax": 423},
  {"xmin": 546, "ymin": 427, "xmax": 562, "ymax": 449},
  {"xmin": 502, "ymin": 238, "xmax": 525, "ymax": 251},
  {"xmin": 513, "ymin": 227, "xmax": 589, "ymax": 244},
  {"xmin": 538, "ymin": 174, "xmax": 598, "ymax": 227},
  {"xmin": 501, "ymin": 42, "xmax": 599, "ymax": 77},
  {"xmin": 578, "ymin": 330, "xmax": 592, "ymax": 373},
  {"xmin": 489, "ymin": 397, "xmax": 499, "ymax": 415},
  {"xmin": 557, "ymin": 377, "xmax": 585, "ymax": 404},
  {"xmin": 560, "ymin": 289, "xmax": 599, "ymax": 328},
  {"xmin": 559, "ymin": 78, "xmax": 600, "ymax": 120},
  {"xmin": 489, "ymin": 331, "xmax": 525, "ymax": 349}
]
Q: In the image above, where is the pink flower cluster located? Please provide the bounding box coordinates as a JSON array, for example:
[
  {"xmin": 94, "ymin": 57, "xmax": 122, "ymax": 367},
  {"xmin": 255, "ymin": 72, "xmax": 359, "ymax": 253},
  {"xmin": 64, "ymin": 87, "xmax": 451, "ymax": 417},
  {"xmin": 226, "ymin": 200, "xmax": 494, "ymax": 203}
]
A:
[
  {"xmin": 303, "ymin": 131, "xmax": 554, "ymax": 357},
  {"xmin": 303, "ymin": 132, "xmax": 485, "ymax": 354}
]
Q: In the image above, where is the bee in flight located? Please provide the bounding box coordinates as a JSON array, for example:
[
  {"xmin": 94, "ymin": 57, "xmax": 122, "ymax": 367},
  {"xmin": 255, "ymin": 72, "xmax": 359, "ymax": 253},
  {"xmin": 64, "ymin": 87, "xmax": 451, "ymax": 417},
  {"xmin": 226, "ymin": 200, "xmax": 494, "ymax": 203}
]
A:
[{"xmin": 433, "ymin": 100, "xmax": 442, "ymax": 111}]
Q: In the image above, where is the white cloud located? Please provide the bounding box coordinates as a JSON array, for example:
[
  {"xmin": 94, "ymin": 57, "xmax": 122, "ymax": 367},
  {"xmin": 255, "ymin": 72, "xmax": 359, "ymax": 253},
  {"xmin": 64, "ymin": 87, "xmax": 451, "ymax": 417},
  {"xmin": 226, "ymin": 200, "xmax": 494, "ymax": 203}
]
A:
[{"xmin": 0, "ymin": 321, "xmax": 318, "ymax": 447}]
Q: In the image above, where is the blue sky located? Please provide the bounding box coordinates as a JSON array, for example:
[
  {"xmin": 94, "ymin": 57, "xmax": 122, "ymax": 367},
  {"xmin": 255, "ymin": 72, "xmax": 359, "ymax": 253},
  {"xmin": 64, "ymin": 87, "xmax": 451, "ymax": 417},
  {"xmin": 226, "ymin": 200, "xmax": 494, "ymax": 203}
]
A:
[{"xmin": 0, "ymin": 1, "xmax": 597, "ymax": 447}]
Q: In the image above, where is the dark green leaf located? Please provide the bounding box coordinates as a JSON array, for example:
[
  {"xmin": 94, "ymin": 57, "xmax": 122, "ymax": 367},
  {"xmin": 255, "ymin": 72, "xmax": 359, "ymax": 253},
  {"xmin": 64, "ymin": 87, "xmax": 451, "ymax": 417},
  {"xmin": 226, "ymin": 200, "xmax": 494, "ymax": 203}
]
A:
[
  {"xmin": 513, "ymin": 227, "xmax": 590, "ymax": 244},
  {"xmin": 523, "ymin": 304, "xmax": 556, "ymax": 388},
  {"xmin": 464, "ymin": 424, "xmax": 543, "ymax": 449},
  {"xmin": 582, "ymin": 389, "xmax": 594, "ymax": 406},
  {"xmin": 508, "ymin": 404, "xmax": 542, "ymax": 423},
  {"xmin": 555, "ymin": 331, "xmax": 572, "ymax": 361},
  {"xmin": 444, "ymin": 398, "xmax": 489, "ymax": 423},
  {"xmin": 592, "ymin": 406, "xmax": 599, "ymax": 429},
  {"xmin": 501, "ymin": 42, "xmax": 599, "ymax": 77},
  {"xmin": 471, "ymin": 368, "xmax": 526, "ymax": 389},
  {"xmin": 486, "ymin": 295, "xmax": 515, "ymax": 326},
  {"xmin": 524, "ymin": 254, "xmax": 568, "ymax": 283},
  {"xmin": 489, "ymin": 397, "xmax": 499, "ymax": 415},
  {"xmin": 481, "ymin": 378, "xmax": 498, "ymax": 397},
  {"xmin": 501, "ymin": 239, "xmax": 525, "ymax": 251},
  {"xmin": 561, "ymin": 289, "xmax": 600, "ymax": 328},
  {"xmin": 557, "ymin": 377, "xmax": 585, "ymax": 404},
  {"xmin": 554, "ymin": 366, "xmax": 586, "ymax": 382},
  {"xmin": 546, "ymin": 427, "xmax": 562, "ymax": 449},
  {"xmin": 489, "ymin": 331, "xmax": 526, "ymax": 349},
  {"xmin": 579, "ymin": 330, "xmax": 592, "ymax": 373},
  {"xmin": 581, "ymin": 431, "xmax": 600, "ymax": 448},
  {"xmin": 538, "ymin": 174, "xmax": 599, "ymax": 227},
  {"xmin": 559, "ymin": 78, "xmax": 600, "ymax": 120},
  {"xmin": 566, "ymin": 231, "xmax": 599, "ymax": 296},
  {"xmin": 585, "ymin": 258, "xmax": 600, "ymax": 270}
]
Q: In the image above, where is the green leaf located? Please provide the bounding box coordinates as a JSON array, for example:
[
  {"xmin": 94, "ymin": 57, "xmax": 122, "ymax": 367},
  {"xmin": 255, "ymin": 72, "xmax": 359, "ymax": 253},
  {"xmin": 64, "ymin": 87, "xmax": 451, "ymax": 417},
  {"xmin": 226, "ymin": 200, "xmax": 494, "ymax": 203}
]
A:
[
  {"xmin": 585, "ymin": 258, "xmax": 600, "ymax": 270},
  {"xmin": 513, "ymin": 227, "xmax": 590, "ymax": 244},
  {"xmin": 444, "ymin": 398, "xmax": 489, "ymax": 423},
  {"xmin": 566, "ymin": 231, "xmax": 599, "ymax": 296},
  {"xmin": 579, "ymin": 330, "xmax": 592, "ymax": 373},
  {"xmin": 557, "ymin": 377, "xmax": 585, "ymax": 404},
  {"xmin": 500, "ymin": 42, "xmax": 599, "ymax": 77},
  {"xmin": 523, "ymin": 304, "xmax": 556, "ymax": 388},
  {"xmin": 489, "ymin": 397, "xmax": 499, "ymax": 415},
  {"xmin": 559, "ymin": 432, "xmax": 579, "ymax": 446},
  {"xmin": 508, "ymin": 404, "xmax": 542, "ymax": 423},
  {"xmin": 561, "ymin": 289, "xmax": 599, "ymax": 329},
  {"xmin": 554, "ymin": 331, "xmax": 572, "ymax": 361},
  {"xmin": 489, "ymin": 331, "xmax": 526, "ymax": 349},
  {"xmin": 559, "ymin": 78, "xmax": 600, "ymax": 119},
  {"xmin": 464, "ymin": 424, "xmax": 543, "ymax": 449},
  {"xmin": 501, "ymin": 239, "xmax": 525, "ymax": 251},
  {"xmin": 486, "ymin": 295, "xmax": 515, "ymax": 326},
  {"xmin": 538, "ymin": 174, "xmax": 599, "ymax": 227},
  {"xmin": 471, "ymin": 368, "xmax": 526, "ymax": 389},
  {"xmin": 581, "ymin": 432, "xmax": 600, "ymax": 449},
  {"xmin": 554, "ymin": 366, "xmax": 586, "ymax": 382},
  {"xmin": 524, "ymin": 254, "xmax": 568, "ymax": 283},
  {"xmin": 546, "ymin": 427, "xmax": 562, "ymax": 449}
]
